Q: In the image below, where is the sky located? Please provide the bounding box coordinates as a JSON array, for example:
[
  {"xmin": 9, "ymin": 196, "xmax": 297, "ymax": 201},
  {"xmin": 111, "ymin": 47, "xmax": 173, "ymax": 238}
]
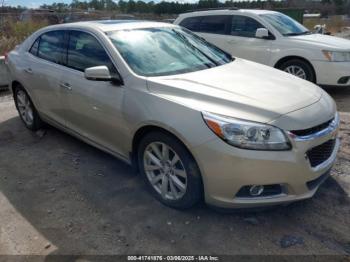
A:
[
  {"xmin": 6, "ymin": 0, "xmax": 187, "ymax": 8},
  {"xmin": 8, "ymin": 0, "xmax": 72, "ymax": 8}
]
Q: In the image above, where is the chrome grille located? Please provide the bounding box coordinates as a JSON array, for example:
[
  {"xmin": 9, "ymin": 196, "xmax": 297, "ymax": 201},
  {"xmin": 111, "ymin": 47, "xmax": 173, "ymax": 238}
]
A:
[{"xmin": 291, "ymin": 118, "xmax": 333, "ymax": 137}]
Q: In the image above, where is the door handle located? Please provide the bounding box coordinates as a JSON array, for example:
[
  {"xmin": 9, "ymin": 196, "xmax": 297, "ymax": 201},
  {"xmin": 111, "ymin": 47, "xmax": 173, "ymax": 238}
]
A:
[
  {"xmin": 24, "ymin": 68, "xmax": 33, "ymax": 74},
  {"xmin": 59, "ymin": 82, "xmax": 72, "ymax": 91}
]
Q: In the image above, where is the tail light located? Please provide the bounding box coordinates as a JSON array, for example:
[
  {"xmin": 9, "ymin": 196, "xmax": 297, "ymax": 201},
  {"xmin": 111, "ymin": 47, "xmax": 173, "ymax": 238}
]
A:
[{"xmin": 4, "ymin": 52, "xmax": 8, "ymax": 64}]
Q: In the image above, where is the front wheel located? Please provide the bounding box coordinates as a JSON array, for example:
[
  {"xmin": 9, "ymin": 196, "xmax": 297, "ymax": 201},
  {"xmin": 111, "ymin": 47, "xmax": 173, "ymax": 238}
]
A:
[
  {"xmin": 279, "ymin": 59, "xmax": 316, "ymax": 83},
  {"xmin": 137, "ymin": 132, "xmax": 202, "ymax": 209}
]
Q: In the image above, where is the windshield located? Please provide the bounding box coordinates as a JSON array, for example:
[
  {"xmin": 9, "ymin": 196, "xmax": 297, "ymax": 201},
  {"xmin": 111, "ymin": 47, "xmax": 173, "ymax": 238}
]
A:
[
  {"xmin": 260, "ymin": 13, "xmax": 310, "ymax": 36},
  {"xmin": 107, "ymin": 27, "xmax": 233, "ymax": 77}
]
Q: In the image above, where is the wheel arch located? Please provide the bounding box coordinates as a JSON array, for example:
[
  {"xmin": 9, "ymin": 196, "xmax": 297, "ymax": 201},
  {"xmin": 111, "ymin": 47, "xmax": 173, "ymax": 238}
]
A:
[
  {"xmin": 11, "ymin": 80, "xmax": 23, "ymax": 94},
  {"xmin": 11, "ymin": 80, "xmax": 41, "ymax": 111},
  {"xmin": 274, "ymin": 56, "xmax": 317, "ymax": 83},
  {"xmin": 11, "ymin": 80, "xmax": 33, "ymax": 100},
  {"xmin": 11, "ymin": 80, "xmax": 25, "ymax": 109},
  {"xmin": 130, "ymin": 125, "xmax": 198, "ymax": 173}
]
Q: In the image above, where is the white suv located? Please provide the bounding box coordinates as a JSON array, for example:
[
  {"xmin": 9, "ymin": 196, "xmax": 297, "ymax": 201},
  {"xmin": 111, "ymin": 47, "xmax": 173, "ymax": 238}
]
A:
[{"xmin": 174, "ymin": 9, "xmax": 350, "ymax": 87}]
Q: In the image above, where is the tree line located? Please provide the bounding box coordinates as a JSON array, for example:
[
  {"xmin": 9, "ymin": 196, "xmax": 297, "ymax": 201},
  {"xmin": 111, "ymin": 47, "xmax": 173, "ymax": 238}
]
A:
[
  {"xmin": 3, "ymin": 0, "xmax": 349, "ymax": 16},
  {"xmin": 38, "ymin": 0, "xmax": 271, "ymax": 14}
]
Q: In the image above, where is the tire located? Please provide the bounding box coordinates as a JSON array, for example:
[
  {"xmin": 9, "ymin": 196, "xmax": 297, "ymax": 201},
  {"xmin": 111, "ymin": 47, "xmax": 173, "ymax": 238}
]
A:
[
  {"xmin": 137, "ymin": 131, "xmax": 202, "ymax": 209},
  {"xmin": 279, "ymin": 59, "xmax": 316, "ymax": 83},
  {"xmin": 13, "ymin": 85, "xmax": 44, "ymax": 131}
]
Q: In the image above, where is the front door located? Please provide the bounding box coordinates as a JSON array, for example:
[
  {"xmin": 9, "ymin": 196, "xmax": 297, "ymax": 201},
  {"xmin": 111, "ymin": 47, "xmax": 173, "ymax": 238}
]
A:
[
  {"xmin": 59, "ymin": 30, "xmax": 128, "ymax": 157},
  {"xmin": 221, "ymin": 15, "xmax": 272, "ymax": 65}
]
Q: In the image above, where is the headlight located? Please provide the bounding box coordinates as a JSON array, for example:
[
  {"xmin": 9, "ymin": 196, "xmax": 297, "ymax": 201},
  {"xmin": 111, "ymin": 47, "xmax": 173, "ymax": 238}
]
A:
[
  {"xmin": 202, "ymin": 111, "xmax": 291, "ymax": 151},
  {"xmin": 322, "ymin": 50, "xmax": 350, "ymax": 62}
]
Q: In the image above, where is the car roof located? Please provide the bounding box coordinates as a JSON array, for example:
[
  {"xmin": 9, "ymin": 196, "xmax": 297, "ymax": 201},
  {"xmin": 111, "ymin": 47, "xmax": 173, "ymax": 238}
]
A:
[
  {"xmin": 178, "ymin": 9, "xmax": 278, "ymax": 17},
  {"xmin": 45, "ymin": 20, "xmax": 177, "ymax": 32}
]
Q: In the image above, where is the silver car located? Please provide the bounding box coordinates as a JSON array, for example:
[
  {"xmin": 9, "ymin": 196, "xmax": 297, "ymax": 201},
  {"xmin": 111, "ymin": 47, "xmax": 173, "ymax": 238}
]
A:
[{"xmin": 7, "ymin": 21, "xmax": 340, "ymax": 209}]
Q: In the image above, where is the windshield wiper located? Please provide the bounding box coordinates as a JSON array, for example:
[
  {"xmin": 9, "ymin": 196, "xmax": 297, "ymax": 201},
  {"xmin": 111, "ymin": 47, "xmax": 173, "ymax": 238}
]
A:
[
  {"xmin": 172, "ymin": 29, "xmax": 219, "ymax": 67},
  {"xmin": 284, "ymin": 31, "xmax": 312, "ymax": 36}
]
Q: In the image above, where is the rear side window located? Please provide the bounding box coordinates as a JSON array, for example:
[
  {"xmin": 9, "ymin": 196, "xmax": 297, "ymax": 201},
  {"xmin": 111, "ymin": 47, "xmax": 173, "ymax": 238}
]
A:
[
  {"xmin": 67, "ymin": 31, "xmax": 117, "ymax": 74},
  {"xmin": 199, "ymin": 15, "xmax": 231, "ymax": 35},
  {"xmin": 231, "ymin": 15, "xmax": 265, "ymax": 38},
  {"xmin": 37, "ymin": 31, "xmax": 66, "ymax": 64},
  {"xmin": 179, "ymin": 17, "xmax": 202, "ymax": 31}
]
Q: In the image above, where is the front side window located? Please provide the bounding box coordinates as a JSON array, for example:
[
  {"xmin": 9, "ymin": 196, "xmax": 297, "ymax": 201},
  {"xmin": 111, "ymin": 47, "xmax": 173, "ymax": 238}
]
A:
[
  {"xmin": 231, "ymin": 15, "xmax": 265, "ymax": 38},
  {"xmin": 199, "ymin": 15, "xmax": 231, "ymax": 35},
  {"xmin": 67, "ymin": 31, "xmax": 117, "ymax": 74},
  {"xmin": 108, "ymin": 27, "xmax": 233, "ymax": 77},
  {"xmin": 179, "ymin": 17, "xmax": 202, "ymax": 31},
  {"xmin": 260, "ymin": 13, "xmax": 310, "ymax": 36},
  {"xmin": 37, "ymin": 30, "xmax": 66, "ymax": 64}
]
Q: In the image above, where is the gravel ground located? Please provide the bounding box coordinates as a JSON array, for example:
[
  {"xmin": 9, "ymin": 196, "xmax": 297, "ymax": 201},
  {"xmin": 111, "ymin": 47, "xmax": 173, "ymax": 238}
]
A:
[{"xmin": 0, "ymin": 87, "xmax": 349, "ymax": 259}]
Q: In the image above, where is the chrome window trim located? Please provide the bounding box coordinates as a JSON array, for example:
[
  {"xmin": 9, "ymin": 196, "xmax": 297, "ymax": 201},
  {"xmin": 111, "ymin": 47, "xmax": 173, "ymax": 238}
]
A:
[{"xmin": 26, "ymin": 28, "xmax": 124, "ymax": 83}]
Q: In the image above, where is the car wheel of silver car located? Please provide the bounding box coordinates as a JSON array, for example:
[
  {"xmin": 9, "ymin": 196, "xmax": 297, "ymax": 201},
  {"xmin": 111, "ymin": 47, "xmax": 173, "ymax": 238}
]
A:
[
  {"xmin": 138, "ymin": 131, "xmax": 203, "ymax": 209},
  {"xmin": 14, "ymin": 85, "xmax": 44, "ymax": 131},
  {"xmin": 279, "ymin": 59, "xmax": 316, "ymax": 83},
  {"xmin": 284, "ymin": 65, "xmax": 307, "ymax": 79}
]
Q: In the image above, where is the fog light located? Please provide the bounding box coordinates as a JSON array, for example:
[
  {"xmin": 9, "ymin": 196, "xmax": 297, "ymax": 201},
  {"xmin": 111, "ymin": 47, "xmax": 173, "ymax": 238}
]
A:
[
  {"xmin": 236, "ymin": 184, "xmax": 283, "ymax": 198},
  {"xmin": 249, "ymin": 185, "xmax": 264, "ymax": 196}
]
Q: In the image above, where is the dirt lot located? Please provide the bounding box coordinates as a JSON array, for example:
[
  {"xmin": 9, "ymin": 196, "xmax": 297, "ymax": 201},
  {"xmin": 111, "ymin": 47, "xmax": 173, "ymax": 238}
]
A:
[{"xmin": 0, "ymin": 86, "xmax": 349, "ymax": 260}]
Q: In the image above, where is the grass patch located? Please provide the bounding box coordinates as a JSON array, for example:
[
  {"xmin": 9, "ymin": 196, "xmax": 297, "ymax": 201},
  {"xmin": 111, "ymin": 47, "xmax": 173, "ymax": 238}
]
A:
[
  {"xmin": 0, "ymin": 19, "xmax": 48, "ymax": 54},
  {"xmin": 304, "ymin": 15, "xmax": 350, "ymax": 34}
]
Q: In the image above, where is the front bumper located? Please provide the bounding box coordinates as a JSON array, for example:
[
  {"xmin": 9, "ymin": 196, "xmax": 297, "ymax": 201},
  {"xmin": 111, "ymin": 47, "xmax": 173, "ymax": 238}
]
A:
[
  {"xmin": 312, "ymin": 60, "xmax": 350, "ymax": 86},
  {"xmin": 192, "ymin": 116, "xmax": 340, "ymax": 209}
]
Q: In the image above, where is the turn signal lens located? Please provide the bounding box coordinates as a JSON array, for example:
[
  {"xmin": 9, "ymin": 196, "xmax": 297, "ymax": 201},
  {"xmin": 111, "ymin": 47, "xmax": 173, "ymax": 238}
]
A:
[
  {"xmin": 4, "ymin": 52, "xmax": 8, "ymax": 64},
  {"xmin": 205, "ymin": 119, "xmax": 224, "ymax": 138}
]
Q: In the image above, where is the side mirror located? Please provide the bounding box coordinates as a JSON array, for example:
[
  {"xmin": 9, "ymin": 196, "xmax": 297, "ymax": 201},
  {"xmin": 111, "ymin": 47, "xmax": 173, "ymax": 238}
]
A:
[
  {"xmin": 255, "ymin": 28, "xmax": 269, "ymax": 39},
  {"xmin": 84, "ymin": 66, "xmax": 123, "ymax": 85},
  {"xmin": 85, "ymin": 66, "xmax": 112, "ymax": 81}
]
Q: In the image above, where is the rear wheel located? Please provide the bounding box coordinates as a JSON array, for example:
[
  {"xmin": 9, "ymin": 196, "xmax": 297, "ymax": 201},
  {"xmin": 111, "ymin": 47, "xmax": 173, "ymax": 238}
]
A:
[
  {"xmin": 279, "ymin": 59, "xmax": 316, "ymax": 83},
  {"xmin": 137, "ymin": 132, "xmax": 202, "ymax": 209},
  {"xmin": 14, "ymin": 85, "xmax": 44, "ymax": 131}
]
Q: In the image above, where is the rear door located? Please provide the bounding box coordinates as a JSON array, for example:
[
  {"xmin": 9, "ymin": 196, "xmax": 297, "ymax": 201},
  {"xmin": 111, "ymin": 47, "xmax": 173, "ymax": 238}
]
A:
[
  {"xmin": 189, "ymin": 15, "xmax": 232, "ymax": 53},
  {"xmin": 24, "ymin": 30, "xmax": 67, "ymax": 125},
  {"xmin": 179, "ymin": 14, "xmax": 272, "ymax": 65},
  {"xmin": 59, "ymin": 30, "xmax": 127, "ymax": 157}
]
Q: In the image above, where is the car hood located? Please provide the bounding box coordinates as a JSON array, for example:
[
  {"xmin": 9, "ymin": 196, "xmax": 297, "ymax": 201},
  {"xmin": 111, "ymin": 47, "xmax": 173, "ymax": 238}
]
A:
[
  {"xmin": 147, "ymin": 59, "xmax": 323, "ymax": 124},
  {"xmin": 289, "ymin": 33, "xmax": 350, "ymax": 50}
]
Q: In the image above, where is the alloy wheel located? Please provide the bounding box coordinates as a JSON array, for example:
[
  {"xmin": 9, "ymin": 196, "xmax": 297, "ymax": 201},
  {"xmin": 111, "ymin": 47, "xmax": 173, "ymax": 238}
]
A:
[
  {"xmin": 143, "ymin": 142, "xmax": 187, "ymax": 200},
  {"xmin": 284, "ymin": 65, "xmax": 307, "ymax": 79},
  {"xmin": 16, "ymin": 90, "xmax": 34, "ymax": 126}
]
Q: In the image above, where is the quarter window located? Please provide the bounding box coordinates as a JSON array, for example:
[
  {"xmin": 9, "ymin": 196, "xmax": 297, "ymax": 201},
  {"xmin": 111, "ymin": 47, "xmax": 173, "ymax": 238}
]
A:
[
  {"xmin": 29, "ymin": 38, "xmax": 40, "ymax": 56},
  {"xmin": 199, "ymin": 15, "xmax": 230, "ymax": 35},
  {"xmin": 231, "ymin": 16, "xmax": 265, "ymax": 38},
  {"xmin": 37, "ymin": 30, "xmax": 66, "ymax": 64},
  {"xmin": 67, "ymin": 31, "xmax": 116, "ymax": 74}
]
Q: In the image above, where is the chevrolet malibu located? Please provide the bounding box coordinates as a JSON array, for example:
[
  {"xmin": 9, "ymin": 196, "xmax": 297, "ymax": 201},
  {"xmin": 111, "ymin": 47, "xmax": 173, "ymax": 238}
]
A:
[{"xmin": 7, "ymin": 21, "xmax": 340, "ymax": 209}]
